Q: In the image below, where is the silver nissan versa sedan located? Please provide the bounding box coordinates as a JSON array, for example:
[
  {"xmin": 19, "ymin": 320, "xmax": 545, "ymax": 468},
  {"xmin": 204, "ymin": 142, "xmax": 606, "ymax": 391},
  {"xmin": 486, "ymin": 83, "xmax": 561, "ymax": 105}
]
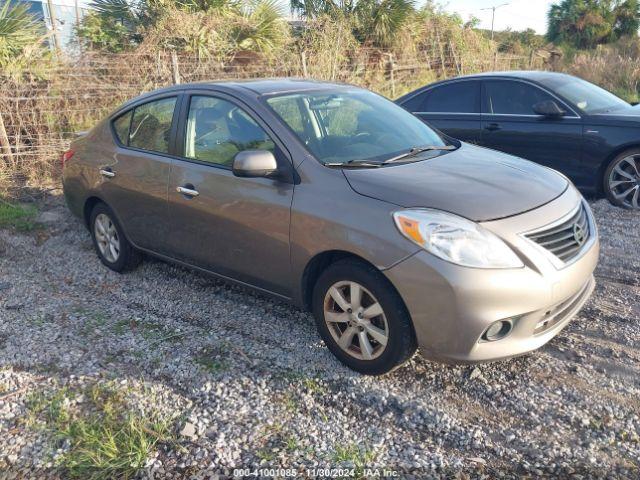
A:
[{"xmin": 62, "ymin": 79, "xmax": 599, "ymax": 375}]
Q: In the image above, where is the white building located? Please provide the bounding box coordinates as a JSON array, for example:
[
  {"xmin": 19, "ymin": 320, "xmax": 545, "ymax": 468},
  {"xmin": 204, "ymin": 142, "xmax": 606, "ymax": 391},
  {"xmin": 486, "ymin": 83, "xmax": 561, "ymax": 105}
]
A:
[{"xmin": 12, "ymin": 0, "xmax": 93, "ymax": 50}]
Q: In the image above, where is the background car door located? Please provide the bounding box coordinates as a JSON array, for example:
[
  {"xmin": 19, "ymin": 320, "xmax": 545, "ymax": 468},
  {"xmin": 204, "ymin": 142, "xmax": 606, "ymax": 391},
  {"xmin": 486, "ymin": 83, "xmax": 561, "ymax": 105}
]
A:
[
  {"xmin": 480, "ymin": 80, "xmax": 584, "ymax": 181},
  {"xmin": 166, "ymin": 93, "xmax": 294, "ymax": 297},
  {"xmin": 100, "ymin": 95, "xmax": 179, "ymax": 253},
  {"xmin": 400, "ymin": 80, "xmax": 482, "ymax": 143}
]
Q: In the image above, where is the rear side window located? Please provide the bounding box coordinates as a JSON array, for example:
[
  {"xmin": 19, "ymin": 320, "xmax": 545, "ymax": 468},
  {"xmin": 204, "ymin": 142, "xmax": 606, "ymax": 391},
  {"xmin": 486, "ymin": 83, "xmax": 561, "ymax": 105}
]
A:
[
  {"xmin": 483, "ymin": 80, "xmax": 555, "ymax": 115},
  {"xmin": 421, "ymin": 82, "xmax": 479, "ymax": 113},
  {"xmin": 129, "ymin": 97, "xmax": 177, "ymax": 154},
  {"xmin": 112, "ymin": 111, "xmax": 132, "ymax": 145},
  {"xmin": 399, "ymin": 91, "xmax": 428, "ymax": 112}
]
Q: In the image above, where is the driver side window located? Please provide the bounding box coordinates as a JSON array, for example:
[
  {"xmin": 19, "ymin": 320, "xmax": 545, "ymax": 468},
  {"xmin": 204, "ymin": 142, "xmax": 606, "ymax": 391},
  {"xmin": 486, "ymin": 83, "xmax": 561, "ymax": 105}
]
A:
[
  {"xmin": 483, "ymin": 80, "xmax": 556, "ymax": 115},
  {"xmin": 184, "ymin": 96, "xmax": 275, "ymax": 167}
]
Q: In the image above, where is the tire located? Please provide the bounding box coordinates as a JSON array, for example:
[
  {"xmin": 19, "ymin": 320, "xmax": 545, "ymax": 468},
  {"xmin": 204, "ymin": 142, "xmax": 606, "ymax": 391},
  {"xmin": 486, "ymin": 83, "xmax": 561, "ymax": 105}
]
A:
[
  {"xmin": 89, "ymin": 202, "xmax": 141, "ymax": 273},
  {"xmin": 312, "ymin": 259, "xmax": 417, "ymax": 375},
  {"xmin": 603, "ymin": 149, "xmax": 640, "ymax": 209}
]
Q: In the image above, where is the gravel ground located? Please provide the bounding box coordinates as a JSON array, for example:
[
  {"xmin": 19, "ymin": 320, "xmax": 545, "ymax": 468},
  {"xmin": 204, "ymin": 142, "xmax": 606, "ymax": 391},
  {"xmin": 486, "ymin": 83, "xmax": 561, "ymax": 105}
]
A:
[{"xmin": 0, "ymin": 195, "xmax": 638, "ymax": 479}]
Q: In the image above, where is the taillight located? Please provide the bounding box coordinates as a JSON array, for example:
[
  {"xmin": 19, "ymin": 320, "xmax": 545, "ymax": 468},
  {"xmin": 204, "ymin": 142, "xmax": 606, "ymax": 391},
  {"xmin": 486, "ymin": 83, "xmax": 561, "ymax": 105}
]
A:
[{"xmin": 61, "ymin": 149, "xmax": 74, "ymax": 168}]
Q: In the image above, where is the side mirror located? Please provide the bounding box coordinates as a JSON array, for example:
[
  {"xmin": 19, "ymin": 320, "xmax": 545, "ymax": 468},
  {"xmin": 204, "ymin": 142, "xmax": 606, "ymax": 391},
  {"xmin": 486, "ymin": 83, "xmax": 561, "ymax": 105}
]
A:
[
  {"xmin": 232, "ymin": 150, "xmax": 278, "ymax": 178},
  {"xmin": 533, "ymin": 100, "xmax": 566, "ymax": 117}
]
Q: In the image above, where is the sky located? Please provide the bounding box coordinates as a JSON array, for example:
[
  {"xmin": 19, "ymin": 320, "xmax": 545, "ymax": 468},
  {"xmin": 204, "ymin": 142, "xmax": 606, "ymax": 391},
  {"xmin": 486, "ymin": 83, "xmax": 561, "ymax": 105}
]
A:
[{"xmin": 440, "ymin": 0, "xmax": 556, "ymax": 34}]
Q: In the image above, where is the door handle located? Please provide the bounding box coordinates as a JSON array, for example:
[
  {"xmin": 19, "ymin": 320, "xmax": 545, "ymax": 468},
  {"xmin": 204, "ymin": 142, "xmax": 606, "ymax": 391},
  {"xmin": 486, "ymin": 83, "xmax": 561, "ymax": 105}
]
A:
[
  {"xmin": 176, "ymin": 186, "xmax": 199, "ymax": 197},
  {"xmin": 484, "ymin": 123, "xmax": 501, "ymax": 132},
  {"xmin": 99, "ymin": 168, "xmax": 115, "ymax": 178}
]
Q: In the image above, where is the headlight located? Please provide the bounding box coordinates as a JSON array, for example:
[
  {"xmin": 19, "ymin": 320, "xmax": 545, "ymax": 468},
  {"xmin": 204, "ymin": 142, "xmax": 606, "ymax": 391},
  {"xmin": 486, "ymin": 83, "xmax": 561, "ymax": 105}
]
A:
[{"xmin": 393, "ymin": 209, "xmax": 524, "ymax": 269}]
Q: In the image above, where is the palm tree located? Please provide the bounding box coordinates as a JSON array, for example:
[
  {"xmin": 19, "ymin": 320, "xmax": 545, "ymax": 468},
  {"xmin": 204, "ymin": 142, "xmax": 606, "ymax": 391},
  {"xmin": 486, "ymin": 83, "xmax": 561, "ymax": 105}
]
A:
[
  {"xmin": 356, "ymin": 0, "xmax": 414, "ymax": 47},
  {"xmin": 233, "ymin": 0, "xmax": 290, "ymax": 54},
  {"xmin": 0, "ymin": 0, "xmax": 44, "ymax": 67},
  {"xmin": 547, "ymin": 0, "xmax": 640, "ymax": 49},
  {"xmin": 291, "ymin": 0, "xmax": 414, "ymax": 47}
]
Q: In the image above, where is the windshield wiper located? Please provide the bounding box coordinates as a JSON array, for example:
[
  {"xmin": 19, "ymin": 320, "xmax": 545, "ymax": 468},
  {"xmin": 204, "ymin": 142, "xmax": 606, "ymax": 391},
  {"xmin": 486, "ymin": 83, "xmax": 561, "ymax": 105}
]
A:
[
  {"xmin": 382, "ymin": 145, "xmax": 456, "ymax": 164},
  {"xmin": 324, "ymin": 160, "xmax": 383, "ymax": 168}
]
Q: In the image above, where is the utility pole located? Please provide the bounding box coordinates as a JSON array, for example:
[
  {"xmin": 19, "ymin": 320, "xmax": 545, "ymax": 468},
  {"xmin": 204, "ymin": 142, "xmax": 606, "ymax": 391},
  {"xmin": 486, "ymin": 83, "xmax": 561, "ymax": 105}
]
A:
[
  {"xmin": 46, "ymin": 0, "xmax": 62, "ymax": 54},
  {"xmin": 481, "ymin": 3, "xmax": 509, "ymax": 41}
]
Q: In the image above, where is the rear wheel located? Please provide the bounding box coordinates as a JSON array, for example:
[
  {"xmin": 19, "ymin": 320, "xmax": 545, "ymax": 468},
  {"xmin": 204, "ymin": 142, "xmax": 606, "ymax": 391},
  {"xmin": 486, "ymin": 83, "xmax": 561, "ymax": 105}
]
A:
[
  {"xmin": 604, "ymin": 150, "xmax": 640, "ymax": 209},
  {"xmin": 312, "ymin": 259, "xmax": 417, "ymax": 375},
  {"xmin": 90, "ymin": 203, "xmax": 141, "ymax": 272}
]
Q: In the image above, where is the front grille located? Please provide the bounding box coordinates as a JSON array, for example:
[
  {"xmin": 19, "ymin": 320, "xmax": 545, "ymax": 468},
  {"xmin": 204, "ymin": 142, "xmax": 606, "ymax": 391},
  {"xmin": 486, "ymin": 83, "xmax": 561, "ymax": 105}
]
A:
[{"xmin": 526, "ymin": 204, "xmax": 590, "ymax": 263}]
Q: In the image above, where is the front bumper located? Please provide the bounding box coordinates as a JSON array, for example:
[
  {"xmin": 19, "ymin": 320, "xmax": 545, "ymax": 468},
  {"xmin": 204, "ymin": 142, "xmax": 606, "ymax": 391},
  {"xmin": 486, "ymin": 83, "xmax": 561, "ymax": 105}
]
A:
[{"xmin": 384, "ymin": 186, "xmax": 599, "ymax": 363}]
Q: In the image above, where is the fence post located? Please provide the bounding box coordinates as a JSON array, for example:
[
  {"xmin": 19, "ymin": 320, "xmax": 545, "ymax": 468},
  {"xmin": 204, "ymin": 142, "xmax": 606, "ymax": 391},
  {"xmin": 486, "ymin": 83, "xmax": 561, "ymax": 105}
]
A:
[
  {"xmin": 493, "ymin": 51, "xmax": 498, "ymax": 71},
  {"xmin": 435, "ymin": 28, "xmax": 446, "ymax": 77},
  {"xmin": 171, "ymin": 51, "xmax": 181, "ymax": 85},
  {"xmin": 385, "ymin": 54, "xmax": 396, "ymax": 97},
  {"xmin": 448, "ymin": 40, "xmax": 461, "ymax": 75},
  {"xmin": 46, "ymin": 0, "xmax": 62, "ymax": 55},
  {"xmin": 301, "ymin": 51, "xmax": 308, "ymax": 77},
  {"xmin": 300, "ymin": 50, "xmax": 309, "ymax": 78},
  {"xmin": 0, "ymin": 112, "xmax": 14, "ymax": 167},
  {"xmin": 529, "ymin": 49, "xmax": 534, "ymax": 68}
]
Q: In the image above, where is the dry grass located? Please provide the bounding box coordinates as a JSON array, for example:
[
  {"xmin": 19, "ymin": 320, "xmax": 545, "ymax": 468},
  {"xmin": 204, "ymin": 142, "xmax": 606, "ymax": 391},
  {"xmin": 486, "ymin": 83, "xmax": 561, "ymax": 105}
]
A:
[{"xmin": 563, "ymin": 39, "xmax": 640, "ymax": 103}]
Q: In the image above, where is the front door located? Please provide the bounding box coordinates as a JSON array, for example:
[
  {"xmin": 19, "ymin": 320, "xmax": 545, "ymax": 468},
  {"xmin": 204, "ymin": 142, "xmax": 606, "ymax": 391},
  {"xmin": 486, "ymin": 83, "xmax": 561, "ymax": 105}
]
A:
[
  {"xmin": 480, "ymin": 80, "xmax": 584, "ymax": 181},
  {"xmin": 166, "ymin": 93, "xmax": 294, "ymax": 297}
]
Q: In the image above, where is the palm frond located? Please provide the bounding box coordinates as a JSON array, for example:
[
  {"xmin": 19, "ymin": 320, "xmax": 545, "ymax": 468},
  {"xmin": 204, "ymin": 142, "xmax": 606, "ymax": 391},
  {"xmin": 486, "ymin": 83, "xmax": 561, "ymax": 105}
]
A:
[
  {"xmin": 0, "ymin": 0, "xmax": 44, "ymax": 66},
  {"xmin": 234, "ymin": 0, "xmax": 289, "ymax": 54}
]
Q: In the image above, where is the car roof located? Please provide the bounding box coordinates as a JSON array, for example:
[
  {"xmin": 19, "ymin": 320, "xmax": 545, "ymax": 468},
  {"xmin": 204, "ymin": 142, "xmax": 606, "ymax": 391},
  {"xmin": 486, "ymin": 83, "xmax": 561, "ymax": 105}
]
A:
[
  {"xmin": 113, "ymin": 78, "xmax": 357, "ymax": 116},
  {"xmin": 412, "ymin": 71, "xmax": 577, "ymax": 91},
  {"xmin": 396, "ymin": 71, "xmax": 577, "ymax": 103}
]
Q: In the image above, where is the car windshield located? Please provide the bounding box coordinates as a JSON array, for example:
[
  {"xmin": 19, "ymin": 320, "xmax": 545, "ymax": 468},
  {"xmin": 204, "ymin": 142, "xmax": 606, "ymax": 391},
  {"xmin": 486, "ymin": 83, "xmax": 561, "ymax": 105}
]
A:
[
  {"xmin": 265, "ymin": 89, "xmax": 449, "ymax": 165},
  {"xmin": 547, "ymin": 77, "xmax": 629, "ymax": 114}
]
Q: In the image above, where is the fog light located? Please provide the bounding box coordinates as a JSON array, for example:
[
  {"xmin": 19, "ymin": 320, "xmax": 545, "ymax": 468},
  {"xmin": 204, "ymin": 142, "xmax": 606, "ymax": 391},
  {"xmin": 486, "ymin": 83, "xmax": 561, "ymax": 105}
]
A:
[{"xmin": 482, "ymin": 320, "xmax": 513, "ymax": 342}]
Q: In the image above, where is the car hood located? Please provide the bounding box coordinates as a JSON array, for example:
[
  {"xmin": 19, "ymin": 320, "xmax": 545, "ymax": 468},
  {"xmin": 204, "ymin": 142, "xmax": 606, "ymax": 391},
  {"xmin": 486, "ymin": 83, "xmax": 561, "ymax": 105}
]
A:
[
  {"xmin": 343, "ymin": 143, "xmax": 568, "ymax": 222},
  {"xmin": 587, "ymin": 104, "xmax": 640, "ymax": 125}
]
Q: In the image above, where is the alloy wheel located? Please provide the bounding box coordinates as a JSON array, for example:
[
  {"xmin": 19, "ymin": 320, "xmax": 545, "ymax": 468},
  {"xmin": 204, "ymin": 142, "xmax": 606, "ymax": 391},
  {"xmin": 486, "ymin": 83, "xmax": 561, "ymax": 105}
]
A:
[
  {"xmin": 323, "ymin": 281, "xmax": 389, "ymax": 361},
  {"xmin": 609, "ymin": 155, "xmax": 640, "ymax": 209},
  {"xmin": 94, "ymin": 213, "xmax": 120, "ymax": 263}
]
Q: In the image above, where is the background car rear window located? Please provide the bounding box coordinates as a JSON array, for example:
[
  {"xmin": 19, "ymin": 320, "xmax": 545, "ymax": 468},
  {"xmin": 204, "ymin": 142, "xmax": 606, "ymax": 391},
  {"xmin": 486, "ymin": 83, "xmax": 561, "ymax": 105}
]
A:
[
  {"xmin": 112, "ymin": 110, "xmax": 132, "ymax": 145},
  {"xmin": 184, "ymin": 96, "xmax": 275, "ymax": 166},
  {"xmin": 483, "ymin": 81, "xmax": 554, "ymax": 115},
  {"xmin": 129, "ymin": 97, "xmax": 177, "ymax": 154},
  {"xmin": 410, "ymin": 82, "xmax": 479, "ymax": 113}
]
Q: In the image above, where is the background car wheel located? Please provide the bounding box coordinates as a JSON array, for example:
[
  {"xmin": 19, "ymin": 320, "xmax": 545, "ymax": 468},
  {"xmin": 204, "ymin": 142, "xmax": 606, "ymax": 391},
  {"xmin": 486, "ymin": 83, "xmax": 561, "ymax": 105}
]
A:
[
  {"xmin": 312, "ymin": 259, "xmax": 417, "ymax": 375},
  {"xmin": 604, "ymin": 149, "xmax": 640, "ymax": 209},
  {"xmin": 90, "ymin": 203, "xmax": 141, "ymax": 272}
]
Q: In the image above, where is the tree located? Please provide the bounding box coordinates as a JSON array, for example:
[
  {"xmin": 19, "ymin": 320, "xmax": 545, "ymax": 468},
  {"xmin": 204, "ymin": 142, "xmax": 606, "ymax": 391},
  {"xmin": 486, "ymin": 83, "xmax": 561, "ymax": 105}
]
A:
[
  {"xmin": 77, "ymin": 0, "xmax": 288, "ymax": 54},
  {"xmin": 547, "ymin": 0, "xmax": 640, "ymax": 49},
  {"xmin": 291, "ymin": 0, "xmax": 415, "ymax": 47},
  {"xmin": 0, "ymin": 0, "xmax": 44, "ymax": 67},
  {"xmin": 232, "ymin": 0, "xmax": 290, "ymax": 54}
]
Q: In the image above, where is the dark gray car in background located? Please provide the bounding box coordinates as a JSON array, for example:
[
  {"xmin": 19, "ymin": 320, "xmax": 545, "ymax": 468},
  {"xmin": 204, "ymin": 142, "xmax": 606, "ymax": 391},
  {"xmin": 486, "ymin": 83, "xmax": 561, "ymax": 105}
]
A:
[
  {"xmin": 396, "ymin": 71, "xmax": 640, "ymax": 209},
  {"xmin": 62, "ymin": 79, "xmax": 598, "ymax": 374}
]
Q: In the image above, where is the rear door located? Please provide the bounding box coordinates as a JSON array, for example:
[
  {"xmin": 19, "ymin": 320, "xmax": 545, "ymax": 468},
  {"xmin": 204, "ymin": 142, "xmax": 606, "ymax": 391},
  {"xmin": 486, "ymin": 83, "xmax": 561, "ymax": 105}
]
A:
[
  {"xmin": 166, "ymin": 91, "xmax": 294, "ymax": 297},
  {"xmin": 480, "ymin": 79, "xmax": 584, "ymax": 180},
  {"xmin": 400, "ymin": 80, "xmax": 482, "ymax": 143},
  {"xmin": 100, "ymin": 95, "xmax": 180, "ymax": 253}
]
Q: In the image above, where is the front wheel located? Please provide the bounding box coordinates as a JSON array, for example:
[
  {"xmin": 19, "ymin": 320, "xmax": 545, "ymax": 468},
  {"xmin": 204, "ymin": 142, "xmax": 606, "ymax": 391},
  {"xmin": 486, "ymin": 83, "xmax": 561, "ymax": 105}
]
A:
[
  {"xmin": 604, "ymin": 150, "xmax": 640, "ymax": 209},
  {"xmin": 312, "ymin": 259, "xmax": 417, "ymax": 375},
  {"xmin": 90, "ymin": 203, "xmax": 141, "ymax": 272}
]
